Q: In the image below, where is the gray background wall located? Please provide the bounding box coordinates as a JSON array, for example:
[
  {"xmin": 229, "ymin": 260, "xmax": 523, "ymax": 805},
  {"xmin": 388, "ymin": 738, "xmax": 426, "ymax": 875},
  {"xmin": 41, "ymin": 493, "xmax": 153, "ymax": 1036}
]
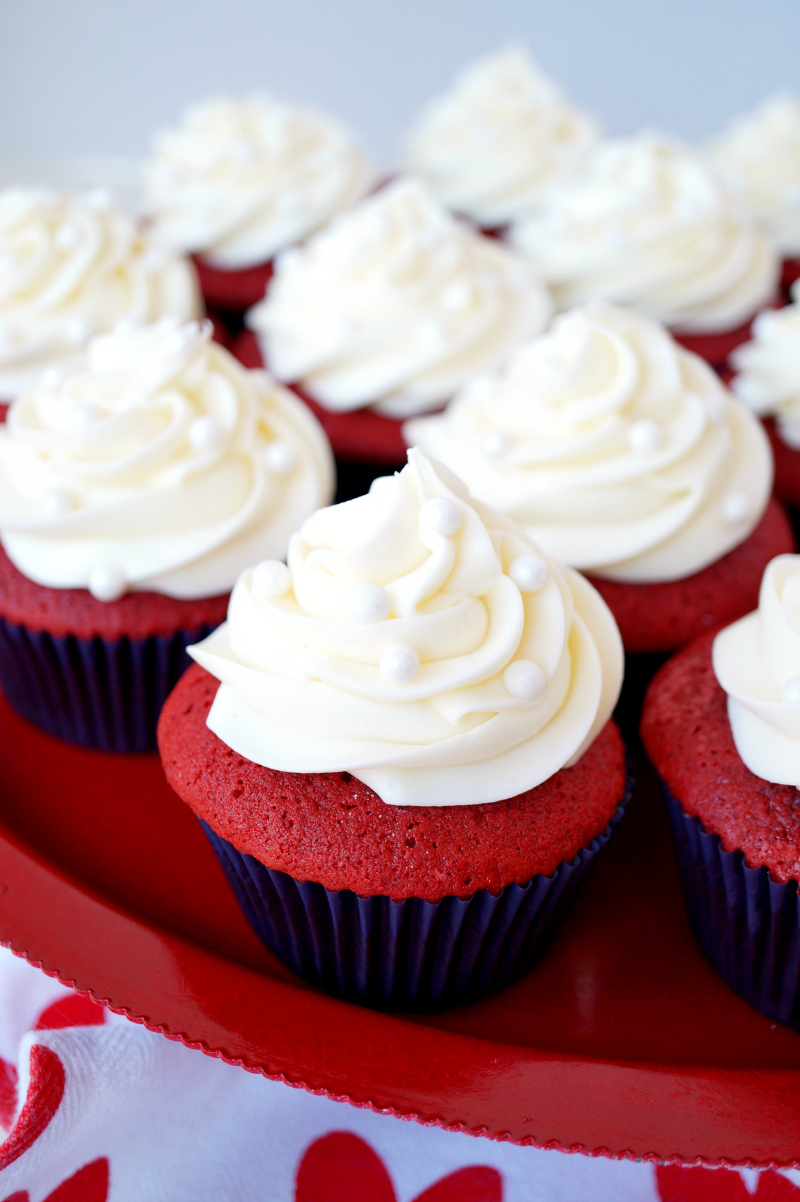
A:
[{"xmin": 0, "ymin": 0, "xmax": 798, "ymax": 166}]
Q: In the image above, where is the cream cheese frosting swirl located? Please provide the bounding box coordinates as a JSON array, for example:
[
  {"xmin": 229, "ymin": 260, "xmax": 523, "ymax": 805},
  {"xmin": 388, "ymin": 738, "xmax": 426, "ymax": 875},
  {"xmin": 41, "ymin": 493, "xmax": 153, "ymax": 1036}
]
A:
[
  {"xmin": 511, "ymin": 135, "xmax": 778, "ymax": 333},
  {"xmin": 189, "ymin": 449, "xmax": 622, "ymax": 805},
  {"xmin": 710, "ymin": 95, "xmax": 800, "ymax": 257},
  {"xmin": 406, "ymin": 305, "xmax": 773, "ymax": 583},
  {"xmin": 403, "ymin": 47, "xmax": 599, "ymax": 228},
  {"xmin": 0, "ymin": 320, "xmax": 335, "ymax": 600},
  {"xmin": 714, "ymin": 554, "xmax": 800, "ymax": 786},
  {"xmin": 144, "ymin": 94, "xmax": 375, "ymax": 269},
  {"xmin": 248, "ymin": 177, "xmax": 552, "ymax": 419},
  {"xmin": 731, "ymin": 293, "xmax": 800, "ymax": 448},
  {"xmin": 0, "ymin": 187, "xmax": 200, "ymax": 399}
]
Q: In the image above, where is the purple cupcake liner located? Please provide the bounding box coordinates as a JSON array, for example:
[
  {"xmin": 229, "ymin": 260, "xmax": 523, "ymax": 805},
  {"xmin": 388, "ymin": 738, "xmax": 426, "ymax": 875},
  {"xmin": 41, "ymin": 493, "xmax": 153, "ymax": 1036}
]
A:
[
  {"xmin": 662, "ymin": 785, "xmax": 800, "ymax": 1031},
  {"xmin": 199, "ymin": 781, "xmax": 630, "ymax": 1011},
  {"xmin": 0, "ymin": 616, "xmax": 218, "ymax": 752}
]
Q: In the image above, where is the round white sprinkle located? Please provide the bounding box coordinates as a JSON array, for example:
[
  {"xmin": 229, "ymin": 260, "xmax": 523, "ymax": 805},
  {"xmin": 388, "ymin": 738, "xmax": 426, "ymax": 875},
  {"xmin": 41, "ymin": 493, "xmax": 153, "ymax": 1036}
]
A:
[
  {"xmin": 782, "ymin": 676, "xmax": 800, "ymax": 703},
  {"xmin": 72, "ymin": 401, "xmax": 102, "ymax": 426},
  {"xmin": 705, "ymin": 392, "xmax": 727, "ymax": 422},
  {"xmin": 113, "ymin": 318, "xmax": 135, "ymax": 336},
  {"xmin": 41, "ymin": 368, "xmax": 62, "ymax": 389},
  {"xmin": 55, "ymin": 223, "xmax": 79, "ymax": 249},
  {"xmin": 144, "ymin": 246, "xmax": 167, "ymax": 272},
  {"xmin": 380, "ymin": 643, "xmax": 420, "ymax": 685},
  {"xmin": 41, "ymin": 487, "xmax": 75, "ymax": 516},
  {"xmin": 419, "ymin": 496, "xmax": 462, "ymax": 537},
  {"xmin": 509, "ymin": 554, "xmax": 549, "ymax": 593},
  {"xmin": 482, "ymin": 431, "xmax": 509, "ymax": 459},
  {"xmin": 86, "ymin": 188, "xmax": 112, "ymax": 210},
  {"xmin": 252, "ymin": 559, "xmax": 291, "ymax": 599},
  {"xmin": 628, "ymin": 419, "xmax": 662, "ymax": 454},
  {"xmin": 88, "ymin": 563, "xmax": 126, "ymax": 602},
  {"xmin": 65, "ymin": 317, "xmax": 92, "ymax": 346},
  {"xmin": 723, "ymin": 491, "xmax": 750, "ymax": 525},
  {"xmin": 417, "ymin": 319, "xmax": 444, "ymax": 349},
  {"xmin": 0, "ymin": 254, "xmax": 17, "ymax": 274},
  {"xmin": 503, "ymin": 659, "xmax": 546, "ymax": 701},
  {"xmin": 345, "ymin": 581, "xmax": 392, "ymax": 623},
  {"xmin": 188, "ymin": 415, "xmax": 225, "ymax": 454},
  {"xmin": 277, "ymin": 190, "xmax": 302, "ymax": 214},
  {"xmin": 266, "ymin": 441, "xmax": 296, "ymax": 475},
  {"xmin": 443, "ymin": 282, "xmax": 470, "ymax": 310}
]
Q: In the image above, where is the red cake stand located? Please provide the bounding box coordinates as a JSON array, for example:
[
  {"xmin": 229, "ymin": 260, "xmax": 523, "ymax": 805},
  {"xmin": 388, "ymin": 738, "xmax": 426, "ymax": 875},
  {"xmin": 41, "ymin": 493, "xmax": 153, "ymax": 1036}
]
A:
[{"xmin": 0, "ymin": 692, "xmax": 797, "ymax": 1168}]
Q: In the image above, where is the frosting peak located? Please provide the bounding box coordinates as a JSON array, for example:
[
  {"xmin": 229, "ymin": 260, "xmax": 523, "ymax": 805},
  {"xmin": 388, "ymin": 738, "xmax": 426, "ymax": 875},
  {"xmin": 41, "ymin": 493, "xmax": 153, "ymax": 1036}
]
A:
[
  {"xmin": 0, "ymin": 320, "xmax": 335, "ymax": 599},
  {"xmin": 512, "ymin": 135, "xmax": 778, "ymax": 333},
  {"xmin": 144, "ymin": 94, "xmax": 375, "ymax": 269},
  {"xmin": 0, "ymin": 187, "xmax": 200, "ymax": 398},
  {"xmin": 403, "ymin": 47, "xmax": 599, "ymax": 227},
  {"xmin": 248, "ymin": 177, "xmax": 552, "ymax": 419},
  {"xmin": 407, "ymin": 305, "xmax": 773, "ymax": 582},
  {"xmin": 714, "ymin": 554, "xmax": 800, "ymax": 786},
  {"xmin": 189, "ymin": 449, "xmax": 623, "ymax": 805},
  {"xmin": 731, "ymin": 292, "xmax": 800, "ymax": 447},
  {"xmin": 710, "ymin": 94, "xmax": 800, "ymax": 256}
]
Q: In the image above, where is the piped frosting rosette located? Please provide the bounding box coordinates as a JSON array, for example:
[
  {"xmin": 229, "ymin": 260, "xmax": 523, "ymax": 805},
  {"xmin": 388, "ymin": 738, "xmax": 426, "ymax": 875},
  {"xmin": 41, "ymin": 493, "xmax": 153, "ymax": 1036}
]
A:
[
  {"xmin": 511, "ymin": 135, "xmax": 778, "ymax": 334},
  {"xmin": 714, "ymin": 554, "xmax": 800, "ymax": 786},
  {"xmin": 0, "ymin": 319, "xmax": 335, "ymax": 600},
  {"xmin": 0, "ymin": 187, "xmax": 200, "ymax": 397},
  {"xmin": 248, "ymin": 177, "xmax": 552, "ymax": 419},
  {"xmin": 189, "ymin": 449, "xmax": 622, "ymax": 805},
  {"xmin": 403, "ymin": 46, "xmax": 599, "ymax": 228},
  {"xmin": 710, "ymin": 95, "xmax": 800, "ymax": 257},
  {"xmin": 144, "ymin": 94, "xmax": 375, "ymax": 269},
  {"xmin": 731, "ymin": 294, "xmax": 800, "ymax": 448},
  {"xmin": 407, "ymin": 305, "xmax": 773, "ymax": 583}
]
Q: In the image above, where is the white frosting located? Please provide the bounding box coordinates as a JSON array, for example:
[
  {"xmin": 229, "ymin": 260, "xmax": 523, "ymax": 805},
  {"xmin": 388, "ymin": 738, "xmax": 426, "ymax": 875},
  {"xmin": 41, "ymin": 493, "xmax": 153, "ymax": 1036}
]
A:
[
  {"xmin": 711, "ymin": 95, "xmax": 800, "ymax": 256},
  {"xmin": 403, "ymin": 47, "xmax": 599, "ymax": 228},
  {"xmin": 406, "ymin": 305, "xmax": 773, "ymax": 583},
  {"xmin": 714, "ymin": 554, "xmax": 800, "ymax": 786},
  {"xmin": 144, "ymin": 95, "xmax": 375, "ymax": 270},
  {"xmin": 731, "ymin": 294, "xmax": 800, "ymax": 448},
  {"xmin": 0, "ymin": 320, "xmax": 335, "ymax": 599},
  {"xmin": 249, "ymin": 177, "xmax": 552, "ymax": 419},
  {"xmin": 512, "ymin": 135, "xmax": 778, "ymax": 334},
  {"xmin": 0, "ymin": 187, "xmax": 200, "ymax": 398},
  {"xmin": 190, "ymin": 449, "xmax": 623, "ymax": 805}
]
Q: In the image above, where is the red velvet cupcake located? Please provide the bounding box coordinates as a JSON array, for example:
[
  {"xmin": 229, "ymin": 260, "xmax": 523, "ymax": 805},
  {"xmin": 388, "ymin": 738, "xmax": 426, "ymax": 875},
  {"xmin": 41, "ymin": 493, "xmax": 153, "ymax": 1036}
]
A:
[
  {"xmin": 641, "ymin": 554, "xmax": 800, "ymax": 1031},
  {"xmin": 159, "ymin": 450, "xmax": 626, "ymax": 1009},
  {"xmin": 511, "ymin": 135, "xmax": 779, "ymax": 369},
  {"xmin": 242, "ymin": 178, "xmax": 551, "ymax": 470},
  {"xmin": 409, "ymin": 304, "xmax": 794, "ymax": 654},
  {"xmin": 0, "ymin": 319, "xmax": 334, "ymax": 750},
  {"xmin": 143, "ymin": 95, "xmax": 375, "ymax": 316},
  {"xmin": 730, "ymin": 299, "xmax": 800, "ymax": 509}
]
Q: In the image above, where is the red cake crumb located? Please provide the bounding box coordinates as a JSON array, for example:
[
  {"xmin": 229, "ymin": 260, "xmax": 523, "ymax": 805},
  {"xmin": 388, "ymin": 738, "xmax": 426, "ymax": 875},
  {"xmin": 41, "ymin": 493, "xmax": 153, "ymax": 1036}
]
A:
[
  {"xmin": 158, "ymin": 663, "xmax": 627, "ymax": 902},
  {"xmin": 763, "ymin": 418, "xmax": 800, "ymax": 507},
  {"xmin": 192, "ymin": 255, "xmax": 274, "ymax": 313},
  {"xmin": 641, "ymin": 629, "xmax": 800, "ymax": 884},
  {"xmin": 587, "ymin": 496, "xmax": 795, "ymax": 653},
  {"xmin": 0, "ymin": 545, "xmax": 229, "ymax": 641},
  {"xmin": 232, "ymin": 328, "xmax": 408, "ymax": 467}
]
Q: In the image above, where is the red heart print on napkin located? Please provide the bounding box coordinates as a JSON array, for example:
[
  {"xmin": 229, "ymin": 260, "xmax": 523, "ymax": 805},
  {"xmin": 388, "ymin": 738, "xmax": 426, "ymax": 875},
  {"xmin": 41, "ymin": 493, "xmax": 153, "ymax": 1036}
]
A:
[
  {"xmin": 657, "ymin": 1165, "xmax": 800, "ymax": 1200},
  {"xmin": 295, "ymin": 1131, "xmax": 502, "ymax": 1202}
]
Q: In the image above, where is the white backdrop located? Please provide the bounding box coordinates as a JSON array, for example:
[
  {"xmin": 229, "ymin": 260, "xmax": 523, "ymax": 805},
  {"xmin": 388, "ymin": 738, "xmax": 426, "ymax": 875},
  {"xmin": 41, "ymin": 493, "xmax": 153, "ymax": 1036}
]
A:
[{"xmin": 0, "ymin": 0, "xmax": 798, "ymax": 167}]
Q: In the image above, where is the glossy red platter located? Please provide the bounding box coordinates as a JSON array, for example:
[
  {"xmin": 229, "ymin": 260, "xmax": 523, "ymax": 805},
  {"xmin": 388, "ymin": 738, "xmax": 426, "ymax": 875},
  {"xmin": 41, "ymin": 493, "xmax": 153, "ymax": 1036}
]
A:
[{"xmin": 0, "ymin": 691, "xmax": 798, "ymax": 1168}]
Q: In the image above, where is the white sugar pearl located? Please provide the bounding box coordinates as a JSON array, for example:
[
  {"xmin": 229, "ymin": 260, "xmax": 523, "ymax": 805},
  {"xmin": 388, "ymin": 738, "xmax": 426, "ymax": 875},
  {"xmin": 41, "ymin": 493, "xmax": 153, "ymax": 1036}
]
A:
[
  {"xmin": 482, "ymin": 431, "xmax": 509, "ymax": 459},
  {"xmin": 86, "ymin": 188, "xmax": 112, "ymax": 210},
  {"xmin": 41, "ymin": 368, "xmax": 62, "ymax": 389},
  {"xmin": 419, "ymin": 496, "xmax": 462, "ymax": 537},
  {"xmin": 345, "ymin": 581, "xmax": 391, "ymax": 623},
  {"xmin": 503, "ymin": 659, "xmax": 546, "ymax": 701},
  {"xmin": 443, "ymin": 282, "xmax": 470, "ymax": 310},
  {"xmin": 723, "ymin": 491, "xmax": 749, "ymax": 525},
  {"xmin": 252, "ymin": 559, "xmax": 291, "ymax": 599},
  {"xmin": 65, "ymin": 317, "xmax": 92, "ymax": 346},
  {"xmin": 55, "ymin": 223, "xmax": 79, "ymax": 249},
  {"xmin": 88, "ymin": 563, "xmax": 126, "ymax": 602},
  {"xmin": 277, "ymin": 191, "xmax": 302, "ymax": 214},
  {"xmin": 41, "ymin": 487, "xmax": 75, "ymax": 516},
  {"xmin": 417, "ymin": 319, "xmax": 444, "ymax": 349},
  {"xmin": 705, "ymin": 392, "xmax": 727, "ymax": 422},
  {"xmin": 266, "ymin": 441, "xmax": 296, "ymax": 475},
  {"xmin": 628, "ymin": 419, "xmax": 662, "ymax": 454},
  {"xmin": 782, "ymin": 676, "xmax": 800, "ymax": 703},
  {"xmin": 113, "ymin": 318, "xmax": 135, "ymax": 336},
  {"xmin": 380, "ymin": 643, "xmax": 420, "ymax": 685},
  {"xmin": 188, "ymin": 415, "xmax": 225, "ymax": 454},
  {"xmin": 72, "ymin": 401, "xmax": 102, "ymax": 426},
  {"xmin": 509, "ymin": 554, "xmax": 549, "ymax": 593}
]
